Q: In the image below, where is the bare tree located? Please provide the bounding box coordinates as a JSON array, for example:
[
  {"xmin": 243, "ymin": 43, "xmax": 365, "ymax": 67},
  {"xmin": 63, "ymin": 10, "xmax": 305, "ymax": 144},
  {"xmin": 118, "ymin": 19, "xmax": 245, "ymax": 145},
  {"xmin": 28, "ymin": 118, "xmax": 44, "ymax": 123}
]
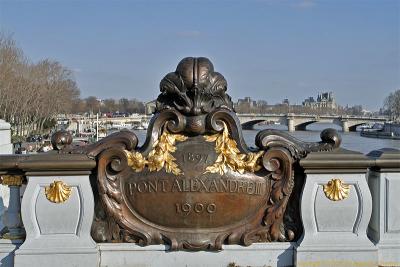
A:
[
  {"xmin": 384, "ymin": 90, "xmax": 400, "ymax": 121},
  {"xmin": 102, "ymin": 99, "xmax": 117, "ymax": 113},
  {"xmin": 0, "ymin": 33, "xmax": 80, "ymax": 138},
  {"xmin": 85, "ymin": 96, "xmax": 100, "ymax": 114}
]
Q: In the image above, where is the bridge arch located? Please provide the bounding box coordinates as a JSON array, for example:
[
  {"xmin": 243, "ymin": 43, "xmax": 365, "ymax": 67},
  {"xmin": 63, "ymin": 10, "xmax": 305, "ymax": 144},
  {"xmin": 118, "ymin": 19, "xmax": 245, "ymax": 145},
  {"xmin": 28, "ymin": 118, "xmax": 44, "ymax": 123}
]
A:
[
  {"xmin": 294, "ymin": 120, "xmax": 319, "ymax": 131},
  {"xmin": 294, "ymin": 120, "xmax": 345, "ymax": 131},
  {"xmin": 241, "ymin": 120, "xmax": 268, "ymax": 130},
  {"xmin": 348, "ymin": 122, "xmax": 369, "ymax": 132}
]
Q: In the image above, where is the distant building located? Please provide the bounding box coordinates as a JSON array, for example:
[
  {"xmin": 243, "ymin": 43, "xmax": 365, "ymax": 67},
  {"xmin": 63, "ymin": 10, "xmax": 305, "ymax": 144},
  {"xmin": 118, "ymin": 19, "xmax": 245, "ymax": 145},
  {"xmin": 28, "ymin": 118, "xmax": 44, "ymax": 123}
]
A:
[
  {"xmin": 236, "ymin": 97, "xmax": 257, "ymax": 108},
  {"xmin": 303, "ymin": 92, "xmax": 337, "ymax": 110},
  {"xmin": 145, "ymin": 100, "xmax": 157, "ymax": 115}
]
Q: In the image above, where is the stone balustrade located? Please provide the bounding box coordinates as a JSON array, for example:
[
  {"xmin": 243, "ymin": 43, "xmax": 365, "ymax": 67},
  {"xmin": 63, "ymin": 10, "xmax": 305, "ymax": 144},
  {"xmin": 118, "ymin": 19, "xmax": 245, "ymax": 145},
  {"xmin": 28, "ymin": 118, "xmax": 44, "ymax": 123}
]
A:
[{"xmin": 0, "ymin": 146, "xmax": 397, "ymax": 267}]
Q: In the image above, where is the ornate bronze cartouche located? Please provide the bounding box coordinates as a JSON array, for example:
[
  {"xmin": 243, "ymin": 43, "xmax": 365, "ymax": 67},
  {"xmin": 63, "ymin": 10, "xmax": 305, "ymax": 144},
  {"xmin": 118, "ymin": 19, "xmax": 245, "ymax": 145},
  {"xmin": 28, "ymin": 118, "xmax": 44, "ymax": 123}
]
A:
[{"xmin": 56, "ymin": 57, "xmax": 341, "ymax": 251}]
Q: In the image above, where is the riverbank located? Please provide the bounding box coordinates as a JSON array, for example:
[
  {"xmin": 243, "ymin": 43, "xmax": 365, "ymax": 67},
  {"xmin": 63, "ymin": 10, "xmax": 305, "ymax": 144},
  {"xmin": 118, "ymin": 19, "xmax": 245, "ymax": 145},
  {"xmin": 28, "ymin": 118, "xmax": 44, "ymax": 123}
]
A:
[
  {"xmin": 361, "ymin": 130, "xmax": 400, "ymax": 140},
  {"xmin": 360, "ymin": 123, "xmax": 400, "ymax": 140}
]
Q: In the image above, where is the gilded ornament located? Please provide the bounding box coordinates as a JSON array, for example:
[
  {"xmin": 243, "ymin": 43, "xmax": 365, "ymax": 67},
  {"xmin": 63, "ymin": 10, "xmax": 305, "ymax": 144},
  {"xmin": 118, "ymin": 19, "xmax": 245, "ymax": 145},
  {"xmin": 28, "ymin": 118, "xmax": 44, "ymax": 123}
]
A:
[
  {"xmin": 204, "ymin": 122, "xmax": 264, "ymax": 175},
  {"xmin": 323, "ymin": 178, "xmax": 350, "ymax": 201},
  {"xmin": 125, "ymin": 151, "xmax": 146, "ymax": 172},
  {"xmin": 45, "ymin": 180, "xmax": 72, "ymax": 203},
  {"xmin": 125, "ymin": 130, "xmax": 187, "ymax": 175},
  {"xmin": 2, "ymin": 232, "xmax": 25, "ymax": 240},
  {"xmin": 1, "ymin": 175, "xmax": 23, "ymax": 186}
]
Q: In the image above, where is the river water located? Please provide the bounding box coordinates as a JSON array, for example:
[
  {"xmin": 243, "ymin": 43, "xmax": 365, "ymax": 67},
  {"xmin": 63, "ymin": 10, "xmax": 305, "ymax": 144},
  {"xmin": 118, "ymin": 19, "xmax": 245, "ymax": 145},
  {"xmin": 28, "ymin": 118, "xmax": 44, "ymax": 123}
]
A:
[{"xmin": 133, "ymin": 123, "xmax": 400, "ymax": 154}]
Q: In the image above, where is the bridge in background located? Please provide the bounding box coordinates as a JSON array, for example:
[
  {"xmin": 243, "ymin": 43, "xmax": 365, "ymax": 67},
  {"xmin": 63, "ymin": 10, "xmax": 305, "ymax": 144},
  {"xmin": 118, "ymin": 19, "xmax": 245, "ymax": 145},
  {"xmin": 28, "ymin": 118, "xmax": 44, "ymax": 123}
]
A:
[
  {"xmin": 60, "ymin": 113, "xmax": 388, "ymax": 132},
  {"xmin": 237, "ymin": 113, "xmax": 388, "ymax": 132}
]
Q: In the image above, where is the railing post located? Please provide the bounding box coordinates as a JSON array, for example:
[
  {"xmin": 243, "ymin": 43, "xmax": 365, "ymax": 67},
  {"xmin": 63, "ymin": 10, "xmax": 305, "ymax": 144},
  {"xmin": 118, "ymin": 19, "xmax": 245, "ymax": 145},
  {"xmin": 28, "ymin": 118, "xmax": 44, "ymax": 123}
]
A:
[
  {"xmin": 0, "ymin": 119, "xmax": 24, "ymax": 267},
  {"xmin": 1, "ymin": 175, "xmax": 25, "ymax": 240},
  {"xmin": 296, "ymin": 149, "xmax": 378, "ymax": 266},
  {"xmin": 367, "ymin": 149, "xmax": 400, "ymax": 266},
  {"xmin": 14, "ymin": 172, "xmax": 98, "ymax": 267},
  {"xmin": 0, "ymin": 119, "xmax": 13, "ymax": 231}
]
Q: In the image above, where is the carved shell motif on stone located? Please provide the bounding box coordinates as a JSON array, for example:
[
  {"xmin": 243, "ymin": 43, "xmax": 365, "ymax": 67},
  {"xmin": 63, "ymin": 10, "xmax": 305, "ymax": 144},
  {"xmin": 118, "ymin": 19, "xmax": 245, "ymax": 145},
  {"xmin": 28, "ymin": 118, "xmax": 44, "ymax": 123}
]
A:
[
  {"xmin": 323, "ymin": 178, "xmax": 350, "ymax": 201},
  {"xmin": 45, "ymin": 181, "xmax": 72, "ymax": 203}
]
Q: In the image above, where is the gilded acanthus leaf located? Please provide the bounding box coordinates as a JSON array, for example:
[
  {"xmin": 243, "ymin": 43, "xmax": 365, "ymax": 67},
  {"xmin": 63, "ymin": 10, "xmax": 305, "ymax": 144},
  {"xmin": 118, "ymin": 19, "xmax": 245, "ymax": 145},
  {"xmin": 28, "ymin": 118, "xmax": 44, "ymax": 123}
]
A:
[
  {"xmin": 204, "ymin": 122, "xmax": 264, "ymax": 175},
  {"xmin": 125, "ymin": 151, "xmax": 146, "ymax": 172},
  {"xmin": 125, "ymin": 130, "xmax": 187, "ymax": 175}
]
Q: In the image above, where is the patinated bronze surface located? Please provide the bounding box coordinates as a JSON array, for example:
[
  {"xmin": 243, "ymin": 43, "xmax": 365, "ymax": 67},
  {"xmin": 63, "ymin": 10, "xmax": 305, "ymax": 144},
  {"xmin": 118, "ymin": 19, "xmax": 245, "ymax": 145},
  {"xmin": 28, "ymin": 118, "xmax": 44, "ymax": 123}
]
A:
[{"xmin": 55, "ymin": 57, "xmax": 342, "ymax": 250}]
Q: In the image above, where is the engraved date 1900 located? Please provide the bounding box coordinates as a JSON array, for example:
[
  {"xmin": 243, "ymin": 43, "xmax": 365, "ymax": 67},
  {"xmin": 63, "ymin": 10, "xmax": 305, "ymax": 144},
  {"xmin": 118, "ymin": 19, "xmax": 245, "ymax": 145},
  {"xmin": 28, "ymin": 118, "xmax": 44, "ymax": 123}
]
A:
[{"xmin": 175, "ymin": 202, "xmax": 216, "ymax": 216}]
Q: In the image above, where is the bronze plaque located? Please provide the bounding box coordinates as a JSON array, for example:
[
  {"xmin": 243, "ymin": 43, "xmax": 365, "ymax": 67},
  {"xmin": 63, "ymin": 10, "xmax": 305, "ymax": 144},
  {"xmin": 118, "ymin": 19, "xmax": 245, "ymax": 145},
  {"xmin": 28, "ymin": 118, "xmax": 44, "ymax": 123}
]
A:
[
  {"xmin": 88, "ymin": 57, "xmax": 341, "ymax": 250},
  {"xmin": 123, "ymin": 136, "xmax": 269, "ymax": 229}
]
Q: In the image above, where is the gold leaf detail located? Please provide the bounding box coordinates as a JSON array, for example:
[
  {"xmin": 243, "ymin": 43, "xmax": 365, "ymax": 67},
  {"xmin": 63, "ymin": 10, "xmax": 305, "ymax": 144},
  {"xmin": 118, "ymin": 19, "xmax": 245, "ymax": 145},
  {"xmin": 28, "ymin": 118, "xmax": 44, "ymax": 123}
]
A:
[
  {"xmin": 45, "ymin": 181, "xmax": 72, "ymax": 203},
  {"xmin": 125, "ymin": 130, "xmax": 187, "ymax": 176},
  {"xmin": 204, "ymin": 122, "xmax": 264, "ymax": 175},
  {"xmin": 125, "ymin": 151, "xmax": 146, "ymax": 172},
  {"xmin": 323, "ymin": 178, "xmax": 350, "ymax": 201},
  {"xmin": 1, "ymin": 175, "xmax": 23, "ymax": 186}
]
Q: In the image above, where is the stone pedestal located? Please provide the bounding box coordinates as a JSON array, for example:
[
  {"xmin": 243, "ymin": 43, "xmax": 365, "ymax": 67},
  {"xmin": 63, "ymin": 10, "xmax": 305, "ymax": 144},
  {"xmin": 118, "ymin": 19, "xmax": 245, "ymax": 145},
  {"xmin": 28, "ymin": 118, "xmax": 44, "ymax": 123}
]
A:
[
  {"xmin": 15, "ymin": 175, "xmax": 98, "ymax": 267},
  {"xmin": 367, "ymin": 149, "xmax": 400, "ymax": 266},
  {"xmin": 99, "ymin": 243, "xmax": 294, "ymax": 267},
  {"xmin": 296, "ymin": 149, "xmax": 378, "ymax": 267}
]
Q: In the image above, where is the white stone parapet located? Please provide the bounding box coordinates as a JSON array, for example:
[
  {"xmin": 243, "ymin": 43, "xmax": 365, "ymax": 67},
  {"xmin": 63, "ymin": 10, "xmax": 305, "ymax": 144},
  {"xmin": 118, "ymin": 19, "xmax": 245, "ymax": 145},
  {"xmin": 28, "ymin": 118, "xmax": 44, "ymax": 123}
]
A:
[
  {"xmin": 0, "ymin": 136, "xmax": 399, "ymax": 266},
  {"xmin": 99, "ymin": 243, "xmax": 294, "ymax": 267},
  {"xmin": 367, "ymin": 149, "xmax": 400, "ymax": 267},
  {"xmin": 15, "ymin": 175, "xmax": 98, "ymax": 267},
  {"xmin": 296, "ymin": 149, "xmax": 378, "ymax": 267}
]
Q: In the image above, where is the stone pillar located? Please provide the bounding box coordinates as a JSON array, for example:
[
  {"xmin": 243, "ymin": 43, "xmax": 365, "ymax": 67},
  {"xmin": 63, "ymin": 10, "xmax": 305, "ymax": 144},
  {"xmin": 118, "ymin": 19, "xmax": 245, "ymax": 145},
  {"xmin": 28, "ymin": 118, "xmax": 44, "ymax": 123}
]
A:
[
  {"xmin": 0, "ymin": 120, "xmax": 13, "ymax": 227},
  {"xmin": 342, "ymin": 119, "xmax": 349, "ymax": 132},
  {"xmin": 287, "ymin": 117, "xmax": 295, "ymax": 132},
  {"xmin": 0, "ymin": 120, "xmax": 23, "ymax": 267},
  {"xmin": 15, "ymin": 175, "xmax": 98, "ymax": 267},
  {"xmin": 367, "ymin": 149, "xmax": 400, "ymax": 266},
  {"xmin": 1, "ymin": 176, "xmax": 25, "ymax": 239},
  {"xmin": 296, "ymin": 149, "xmax": 378, "ymax": 266}
]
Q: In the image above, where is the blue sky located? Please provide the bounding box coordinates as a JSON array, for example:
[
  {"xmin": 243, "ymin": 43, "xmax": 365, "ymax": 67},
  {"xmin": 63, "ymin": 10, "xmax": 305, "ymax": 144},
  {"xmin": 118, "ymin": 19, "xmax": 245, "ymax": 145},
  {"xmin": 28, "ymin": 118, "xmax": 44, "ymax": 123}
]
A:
[{"xmin": 0, "ymin": 0, "xmax": 399, "ymax": 110}]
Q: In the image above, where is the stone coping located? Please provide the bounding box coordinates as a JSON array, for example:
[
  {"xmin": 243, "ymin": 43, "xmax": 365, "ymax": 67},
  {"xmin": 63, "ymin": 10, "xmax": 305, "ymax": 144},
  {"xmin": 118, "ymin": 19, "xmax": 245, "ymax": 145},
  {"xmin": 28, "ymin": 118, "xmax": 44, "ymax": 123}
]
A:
[
  {"xmin": 0, "ymin": 152, "xmax": 95, "ymax": 174},
  {"xmin": 98, "ymin": 242, "xmax": 295, "ymax": 252},
  {"xmin": 300, "ymin": 148, "xmax": 400, "ymax": 172}
]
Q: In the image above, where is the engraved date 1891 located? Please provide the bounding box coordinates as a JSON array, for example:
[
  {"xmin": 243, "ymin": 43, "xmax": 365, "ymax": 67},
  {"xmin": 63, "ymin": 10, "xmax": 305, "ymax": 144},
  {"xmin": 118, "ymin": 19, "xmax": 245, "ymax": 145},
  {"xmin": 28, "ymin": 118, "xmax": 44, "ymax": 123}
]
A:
[
  {"xmin": 182, "ymin": 152, "xmax": 209, "ymax": 164},
  {"xmin": 175, "ymin": 202, "xmax": 216, "ymax": 216}
]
